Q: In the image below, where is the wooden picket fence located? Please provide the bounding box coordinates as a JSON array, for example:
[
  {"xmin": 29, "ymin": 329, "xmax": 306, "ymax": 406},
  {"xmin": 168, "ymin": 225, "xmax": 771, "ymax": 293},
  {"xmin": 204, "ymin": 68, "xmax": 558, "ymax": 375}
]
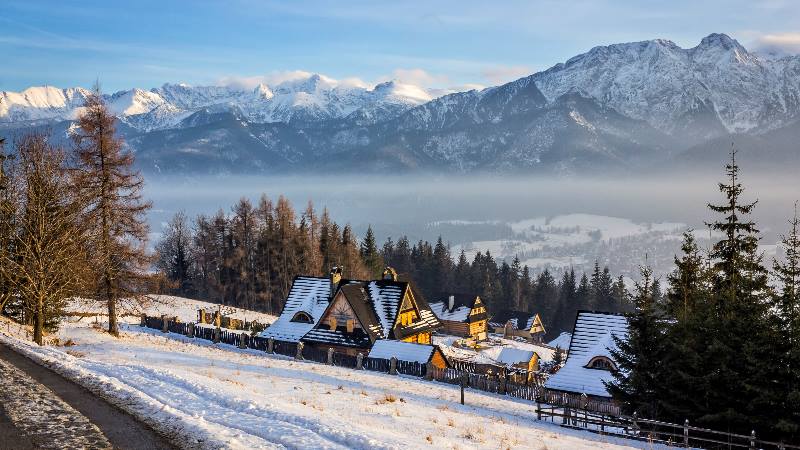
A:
[{"xmin": 140, "ymin": 315, "xmax": 799, "ymax": 449}]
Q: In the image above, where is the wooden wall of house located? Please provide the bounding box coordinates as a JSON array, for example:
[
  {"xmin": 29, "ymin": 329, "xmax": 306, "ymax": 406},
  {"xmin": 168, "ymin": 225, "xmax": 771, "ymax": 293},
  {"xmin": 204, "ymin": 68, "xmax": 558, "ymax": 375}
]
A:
[
  {"xmin": 441, "ymin": 320, "xmax": 470, "ymax": 337},
  {"xmin": 431, "ymin": 350, "xmax": 448, "ymax": 369}
]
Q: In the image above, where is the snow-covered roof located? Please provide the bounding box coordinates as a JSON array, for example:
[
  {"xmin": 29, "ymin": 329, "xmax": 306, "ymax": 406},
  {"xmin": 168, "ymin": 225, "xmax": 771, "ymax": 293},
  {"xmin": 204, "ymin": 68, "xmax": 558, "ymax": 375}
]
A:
[
  {"xmin": 260, "ymin": 276, "xmax": 332, "ymax": 342},
  {"xmin": 367, "ymin": 281, "xmax": 404, "ymax": 338},
  {"xmin": 548, "ymin": 332, "xmax": 572, "ymax": 349},
  {"xmin": 429, "ymin": 302, "xmax": 471, "ymax": 322},
  {"xmin": 495, "ymin": 348, "xmax": 536, "ymax": 366},
  {"xmin": 367, "ymin": 340, "xmax": 437, "ymax": 364},
  {"xmin": 544, "ymin": 312, "xmax": 628, "ymax": 398}
]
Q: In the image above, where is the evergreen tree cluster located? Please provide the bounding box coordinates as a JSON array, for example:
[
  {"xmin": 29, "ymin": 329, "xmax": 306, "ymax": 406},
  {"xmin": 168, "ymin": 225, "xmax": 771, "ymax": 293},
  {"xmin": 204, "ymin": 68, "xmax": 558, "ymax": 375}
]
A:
[{"xmin": 609, "ymin": 149, "xmax": 800, "ymax": 443}]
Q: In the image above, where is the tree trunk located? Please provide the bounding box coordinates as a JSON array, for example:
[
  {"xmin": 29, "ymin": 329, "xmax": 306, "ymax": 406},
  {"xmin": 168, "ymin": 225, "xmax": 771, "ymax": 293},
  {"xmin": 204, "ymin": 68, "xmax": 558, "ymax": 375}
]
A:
[
  {"xmin": 106, "ymin": 271, "xmax": 118, "ymax": 336},
  {"xmin": 33, "ymin": 296, "xmax": 44, "ymax": 345}
]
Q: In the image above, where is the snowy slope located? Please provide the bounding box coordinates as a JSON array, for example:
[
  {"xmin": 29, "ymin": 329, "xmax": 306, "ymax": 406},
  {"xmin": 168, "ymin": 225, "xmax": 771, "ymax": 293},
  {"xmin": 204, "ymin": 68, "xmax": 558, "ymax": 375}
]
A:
[{"xmin": 0, "ymin": 321, "xmax": 659, "ymax": 449}]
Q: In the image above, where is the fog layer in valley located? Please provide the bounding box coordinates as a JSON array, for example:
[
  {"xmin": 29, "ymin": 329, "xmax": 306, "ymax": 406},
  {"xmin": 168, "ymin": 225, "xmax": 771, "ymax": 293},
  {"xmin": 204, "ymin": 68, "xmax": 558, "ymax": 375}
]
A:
[{"xmin": 145, "ymin": 172, "xmax": 799, "ymax": 280}]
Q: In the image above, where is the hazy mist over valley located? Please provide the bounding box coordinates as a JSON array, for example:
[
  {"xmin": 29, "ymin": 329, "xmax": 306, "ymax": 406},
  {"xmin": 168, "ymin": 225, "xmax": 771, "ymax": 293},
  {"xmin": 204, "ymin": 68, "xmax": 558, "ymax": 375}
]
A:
[{"xmin": 145, "ymin": 171, "xmax": 799, "ymax": 282}]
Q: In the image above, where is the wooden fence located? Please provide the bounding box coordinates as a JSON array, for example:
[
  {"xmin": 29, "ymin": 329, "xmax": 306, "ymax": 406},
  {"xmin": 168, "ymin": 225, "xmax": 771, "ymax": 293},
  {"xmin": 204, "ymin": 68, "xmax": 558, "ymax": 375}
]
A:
[{"xmin": 140, "ymin": 315, "xmax": 799, "ymax": 449}]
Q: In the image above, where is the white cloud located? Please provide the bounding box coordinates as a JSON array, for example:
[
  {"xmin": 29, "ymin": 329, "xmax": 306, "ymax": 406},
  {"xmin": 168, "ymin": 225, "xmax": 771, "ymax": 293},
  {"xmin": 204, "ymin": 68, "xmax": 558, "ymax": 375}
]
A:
[
  {"xmin": 751, "ymin": 32, "xmax": 800, "ymax": 56},
  {"xmin": 378, "ymin": 68, "xmax": 452, "ymax": 88},
  {"xmin": 481, "ymin": 65, "xmax": 534, "ymax": 85},
  {"xmin": 217, "ymin": 70, "xmax": 370, "ymax": 90}
]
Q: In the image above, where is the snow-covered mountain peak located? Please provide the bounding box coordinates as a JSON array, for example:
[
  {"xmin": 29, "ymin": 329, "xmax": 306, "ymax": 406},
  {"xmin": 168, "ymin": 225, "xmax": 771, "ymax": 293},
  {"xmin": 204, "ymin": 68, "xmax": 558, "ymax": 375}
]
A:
[{"xmin": 532, "ymin": 33, "xmax": 800, "ymax": 133}]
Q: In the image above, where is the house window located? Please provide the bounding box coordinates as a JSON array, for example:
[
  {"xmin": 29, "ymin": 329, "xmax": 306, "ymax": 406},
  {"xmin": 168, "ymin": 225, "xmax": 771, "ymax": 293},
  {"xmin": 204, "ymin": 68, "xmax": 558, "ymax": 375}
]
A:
[
  {"xmin": 586, "ymin": 356, "xmax": 617, "ymax": 371},
  {"xmin": 291, "ymin": 312, "xmax": 313, "ymax": 323}
]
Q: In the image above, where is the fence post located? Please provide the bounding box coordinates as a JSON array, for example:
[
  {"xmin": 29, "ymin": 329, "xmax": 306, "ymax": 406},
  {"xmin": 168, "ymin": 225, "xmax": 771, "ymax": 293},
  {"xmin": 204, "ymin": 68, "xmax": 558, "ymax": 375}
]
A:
[
  {"xmin": 499, "ymin": 374, "xmax": 507, "ymax": 395},
  {"xmin": 161, "ymin": 315, "xmax": 168, "ymax": 333},
  {"xmin": 140, "ymin": 314, "xmax": 147, "ymax": 327},
  {"xmin": 213, "ymin": 326, "xmax": 220, "ymax": 343},
  {"xmin": 683, "ymin": 419, "xmax": 689, "ymax": 447},
  {"xmin": 425, "ymin": 362, "xmax": 434, "ymax": 381},
  {"xmin": 536, "ymin": 398, "xmax": 541, "ymax": 420},
  {"xmin": 356, "ymin": 353, "xmax": 364, "ymax": 370},
  {"xmin": 267, "ymin": 338, "xmax": 274, "ymax": 354},
  {"xmin": 389, "ymin": 357, "xmax": 398, "ymax": 375},
  {"xmin": 187, "ymin": 322, "xmax": 194, "ymax": 338},
  {"xmin": 327, "ymin": 348, "xmax": 334, "ymax": 365},
  {"xmin": 238, "ymin": 333, "xmax": 247, "ymax": 349},
  {"xmin": 295, "ymin": 342, "xmax": 304, "ymax": 360},
  {"xmin": 460, "ymin": 372, "xmax": 467, "ymax": 405},
  {"xmin": 750, "ymin": 430, "xmax": 756, "ymax": 449}
]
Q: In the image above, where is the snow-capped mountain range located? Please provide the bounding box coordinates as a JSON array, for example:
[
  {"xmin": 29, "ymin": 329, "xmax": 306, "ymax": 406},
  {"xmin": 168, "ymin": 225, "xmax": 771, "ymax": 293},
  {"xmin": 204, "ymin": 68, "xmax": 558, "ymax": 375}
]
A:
[
  {"xmin": 0, "ymin": 74, "xmax": 441, "ymax": 131},
  {"xmin": 2, "ymin": 33, "xmax": 799, "ymax": 175}
]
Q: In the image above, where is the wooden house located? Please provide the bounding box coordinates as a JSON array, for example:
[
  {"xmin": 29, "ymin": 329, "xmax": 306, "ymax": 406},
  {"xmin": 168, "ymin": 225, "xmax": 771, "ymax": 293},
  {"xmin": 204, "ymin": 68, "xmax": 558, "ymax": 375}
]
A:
[
  {"xmin": 260, "ymin": 267, "xmax": 342, "ymax": 343},
  {"xmin": 489, "ymin": 310, "xmax": 546, "ymax": 342},
  {"xmin": 367, "ymin": 340, "xmax": 450, "ymax": 369},
  {"xmin": 544, "ymin": 311, "xmax": 628, "ymax": 399},
  {"xmin": 301, "ymin": 267, "xmax": 441, "ymax": 356},
  {"xmin": 495, "ymin": 347, "xmax": 540, "ymax": 372},
  {"xmin": 429, "ymin": 293, "xmax": 488, "ymax": 340}
]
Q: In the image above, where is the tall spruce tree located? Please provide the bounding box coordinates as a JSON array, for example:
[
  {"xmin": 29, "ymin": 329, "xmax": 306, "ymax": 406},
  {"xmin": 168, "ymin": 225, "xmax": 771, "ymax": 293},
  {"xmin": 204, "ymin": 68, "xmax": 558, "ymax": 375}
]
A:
[
  {"xmin": 701, "ymin": 147, "xmax": 774, "ymax": 434},
  {"xmin": 660, "ymin": 232, "xmax": 711, "ymax": 422},
  {"xmin": 773, "ymin": 205, "xmax": 800, "ymax": 437},
  {"xmin": 608, "ymin": 265, "xmax": 667, "ymax": 418},
  {"xmin": 359, "ymin": 226, "xmax": 383, "ymax": 278}
]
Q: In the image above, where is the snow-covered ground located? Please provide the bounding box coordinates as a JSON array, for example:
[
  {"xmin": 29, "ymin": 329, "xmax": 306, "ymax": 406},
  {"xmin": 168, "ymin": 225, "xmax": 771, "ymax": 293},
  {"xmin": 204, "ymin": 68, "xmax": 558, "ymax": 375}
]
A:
[
  {"xmin": 67, "ymin": 295, "xmax": 277, "ymax": 325},
  {"xmin": 0, "ymin": 316, "xmax": 666, "ymax": 450}
]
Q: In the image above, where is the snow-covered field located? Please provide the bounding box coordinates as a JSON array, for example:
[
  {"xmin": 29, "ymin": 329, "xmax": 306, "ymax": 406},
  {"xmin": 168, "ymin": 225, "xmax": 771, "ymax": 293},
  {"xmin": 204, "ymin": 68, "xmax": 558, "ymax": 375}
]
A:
[
  {"xmin": 67, "ymin": 295, "xmax": 278, "ymax": 325},
  {"xmin": 0, "ymin": 315, "xmax": 665, "ymax": 450}
]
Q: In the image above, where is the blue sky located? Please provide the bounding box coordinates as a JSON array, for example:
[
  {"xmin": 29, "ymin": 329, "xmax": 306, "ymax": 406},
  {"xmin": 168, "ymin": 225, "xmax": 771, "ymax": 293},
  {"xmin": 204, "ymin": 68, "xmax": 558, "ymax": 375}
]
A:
[{"xmin": 2, "ymin": 0, "xmax": 799, "ymax": 92}]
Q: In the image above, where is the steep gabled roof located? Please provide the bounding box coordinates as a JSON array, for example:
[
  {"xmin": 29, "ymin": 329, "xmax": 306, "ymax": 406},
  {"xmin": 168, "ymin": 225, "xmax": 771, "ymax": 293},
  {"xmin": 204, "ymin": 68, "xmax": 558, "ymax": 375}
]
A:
[
  {"xmin": 489, "ymin": 309, "xmax": 541, "ymax": 331},
  {"xmin": 301, "ymin": 277, "xmax": 440, "ymax": 346},
  {"xmin": 544, "ymin": 311, "xmax": 628, "ymax": 398},
  {"xmin": 429, "ymin": 292, "xmax": 486, "ymax": 323},
  {"xmin": 260, "ymin": 276, "xmax": 332, "ymax": 342}
]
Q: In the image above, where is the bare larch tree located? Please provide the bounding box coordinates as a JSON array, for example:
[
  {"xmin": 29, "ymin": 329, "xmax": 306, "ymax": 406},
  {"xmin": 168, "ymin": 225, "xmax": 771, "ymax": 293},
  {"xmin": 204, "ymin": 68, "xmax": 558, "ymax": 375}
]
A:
[{"xmin": 72, "ymin": 86, "xmax": 151, "ymax": 336}]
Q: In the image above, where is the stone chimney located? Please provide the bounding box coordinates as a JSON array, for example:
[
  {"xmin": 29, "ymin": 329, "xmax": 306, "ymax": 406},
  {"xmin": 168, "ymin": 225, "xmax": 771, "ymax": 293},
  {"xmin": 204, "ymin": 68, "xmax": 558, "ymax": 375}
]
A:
[
  {"xmin": 448, "ymin": 295, "xmax": 455, "ymax": 311},
  {"xmin": 330, "ymin": 266, "xmax": 343, "ymax": 297},
  {"xmin": 382, "ymin": 266, "xmax": 398, "ymax": 281}
]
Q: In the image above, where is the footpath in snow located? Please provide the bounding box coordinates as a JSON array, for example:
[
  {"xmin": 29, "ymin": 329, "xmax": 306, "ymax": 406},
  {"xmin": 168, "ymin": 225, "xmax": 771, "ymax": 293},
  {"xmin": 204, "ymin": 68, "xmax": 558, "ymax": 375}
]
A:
[{"xmin": 0, "ymin": 316, "xmax": 670, "ymax": 450}]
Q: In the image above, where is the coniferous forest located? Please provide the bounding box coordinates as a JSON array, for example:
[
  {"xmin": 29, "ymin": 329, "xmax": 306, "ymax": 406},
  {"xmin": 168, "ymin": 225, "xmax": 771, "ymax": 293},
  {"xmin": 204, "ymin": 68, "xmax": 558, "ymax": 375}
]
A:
[{"xmin": 608, "ymin": 150, "xmax": 800, "ymax": 442}]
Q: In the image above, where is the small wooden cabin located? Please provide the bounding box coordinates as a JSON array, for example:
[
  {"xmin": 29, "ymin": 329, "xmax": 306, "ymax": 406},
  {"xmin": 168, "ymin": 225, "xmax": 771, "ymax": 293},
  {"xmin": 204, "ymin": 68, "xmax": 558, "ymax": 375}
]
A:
[
  {"xmin": 429, "ymin": 293, "xmax": 488, "ymax": 340},
  {"xmin": 495, "ymin": 347, "xmax": 540, "ymax": 372},
  {"xmin": 367, "ymin": 340, "xmax": 449, "ymax": 369},
  {"xmin": 489, "ymin": 310, "xmax": 546, "ymax": 343}
]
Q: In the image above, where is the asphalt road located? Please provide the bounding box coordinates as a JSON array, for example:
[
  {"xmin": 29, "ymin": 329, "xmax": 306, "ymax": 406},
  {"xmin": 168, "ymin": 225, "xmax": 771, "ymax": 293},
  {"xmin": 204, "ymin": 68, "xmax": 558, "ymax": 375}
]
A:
[{"xmin": 0, "ymin": 343, "xmax": 178, "ymax": 450}]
